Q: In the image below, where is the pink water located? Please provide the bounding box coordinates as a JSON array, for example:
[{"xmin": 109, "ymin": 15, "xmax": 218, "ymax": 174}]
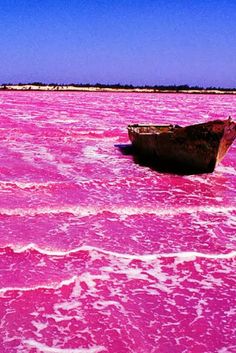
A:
[{"xmin": 0, "ymin": 91, "xmax": 235, "ymax": 353}]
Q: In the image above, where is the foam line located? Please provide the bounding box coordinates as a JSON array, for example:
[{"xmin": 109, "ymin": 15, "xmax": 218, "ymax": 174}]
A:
[
  {"xmin": 0, "ymin": 175, "xmax": 140, "ymax": 190},
  {"xmin": 24, "ymin": 339, "xmax": 105, "ymax": 353},
  {"xmin": 0, "ymin": 205, "xmax": 234, "ymax": 217},
  {"xmin": 0, "ymin": 181, "xmax": 65, "ymax": 189},
  {"xmin": 0, "ymin": 246, "xmax": 235, "ymax": 294},
  {"xmin": 0, "ymin": 275, "xmax": 77, "ymax": 294},
  {"xmin": 5, "ymin": 243, "xmax": 236, "ymax": 261}
]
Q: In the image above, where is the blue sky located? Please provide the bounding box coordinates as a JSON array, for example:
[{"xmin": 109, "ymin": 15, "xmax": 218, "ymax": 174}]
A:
[{"xmin": 0, "ymin": 0, "xmax": 235, "ymax": 87}]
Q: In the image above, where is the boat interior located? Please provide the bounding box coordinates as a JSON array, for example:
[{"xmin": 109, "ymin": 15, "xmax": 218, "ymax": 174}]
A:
[{"xmin": 128, "ymin": 124, "xmax": 181, "ymax": 134}]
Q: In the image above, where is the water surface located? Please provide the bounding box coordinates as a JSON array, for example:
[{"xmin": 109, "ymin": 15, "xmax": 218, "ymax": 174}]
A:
[{"xmin": 0, "ymin": 91, "xmax": 235, "ymax": 353}]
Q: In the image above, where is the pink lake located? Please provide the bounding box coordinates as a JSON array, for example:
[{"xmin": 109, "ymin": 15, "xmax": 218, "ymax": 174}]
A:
[{"xmin": 0, "ymin": 91, "xmax": 235, "ymax": 353}]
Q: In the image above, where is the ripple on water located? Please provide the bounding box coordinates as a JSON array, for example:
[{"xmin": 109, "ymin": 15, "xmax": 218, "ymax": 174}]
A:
[{"xmin": 0, "ymin": 91, "xmax": 235, "ymax": 353}]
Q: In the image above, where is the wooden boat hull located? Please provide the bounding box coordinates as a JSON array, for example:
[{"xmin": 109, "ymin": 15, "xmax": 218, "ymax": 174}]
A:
[{"xmin": 128, "ymin": 119, "xmax": 236, "ymax": 174}]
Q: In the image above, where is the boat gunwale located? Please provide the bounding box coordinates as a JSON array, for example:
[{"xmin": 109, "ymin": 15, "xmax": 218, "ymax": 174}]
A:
[{"xmin": 128, "ymin": 124, "xmax": 180, "ymax": 135}]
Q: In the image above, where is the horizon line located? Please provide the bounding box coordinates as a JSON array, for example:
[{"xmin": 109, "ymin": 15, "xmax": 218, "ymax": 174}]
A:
[{"xmin": 1, "ymin": 82, "xmax": 236, "ymax": 91}]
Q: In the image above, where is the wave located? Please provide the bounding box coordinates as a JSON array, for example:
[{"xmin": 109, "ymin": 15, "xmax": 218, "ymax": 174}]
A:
[
  {"xmin": 0, "ymin": 175, "xmax": 149, "ymax": 191},
  {"xmin": 1, "ymin": 243, "xmax": 235, "ymax": 261},
  {"xmin": 0, "ymin": 244, "xmax": 235, "ymax": 295},
  {"xmin": 0, "ymin": 275, "xmax": 77, "ymax": 294},
  {"xmin": 0, "ymin": 205, "xmax": 234, "ymax": 217},
  {"xmin": 0, "ymin": 180, "xmax": 65, "ymax": 190},
  {"xmin": 23, "ymin": 339, "xmax": 105, "ymax": 353},
  {"xmin": 0, "ymin": 174, "xmax": 159, "ymax": 190},
  {"xmin": 216, "ymin": 165, "xmax": 236, "ymax": 175}
]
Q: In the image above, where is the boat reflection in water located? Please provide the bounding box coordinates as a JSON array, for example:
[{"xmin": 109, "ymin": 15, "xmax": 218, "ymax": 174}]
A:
[{"xmin": 127, "ymin": 117, "xmax": 236, "ymax": 174}]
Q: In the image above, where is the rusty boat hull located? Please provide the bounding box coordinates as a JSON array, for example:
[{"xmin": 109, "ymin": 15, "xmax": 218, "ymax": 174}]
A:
[{"xmin": 128, "ymin": 119, "xmax": 236, "ymax": 174}]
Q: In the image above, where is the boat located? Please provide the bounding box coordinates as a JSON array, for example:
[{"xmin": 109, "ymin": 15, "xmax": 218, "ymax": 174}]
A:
[{"xmin": 127, "ymin": 118, "xmax": 236, "ymax": 174}]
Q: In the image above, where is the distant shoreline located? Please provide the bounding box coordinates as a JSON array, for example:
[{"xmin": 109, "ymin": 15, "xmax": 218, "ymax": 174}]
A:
[{"xmin": 1, "ymin": 84, "xmax": 236, "ymax": 95}]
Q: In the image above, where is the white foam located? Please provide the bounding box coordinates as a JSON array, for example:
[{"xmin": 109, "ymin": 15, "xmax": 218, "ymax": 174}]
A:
[
  {"xmin": 31, "ymin": 320, "xmax": 48, "ymax": 333},
  {"xmin": 1, "ymin": 244, "xmax": 234, "ymax": 295},
  {"xmin": 216, "ymin": 165, "xmax": 236, "ymax": 176},
  {"xmin": 23, "ymin": 339, "xmax": 105, "ymax": 353},
  {"xmin": 0, "ymin": 275, "xmax": 77, "ymax": 295},
  {"xmin": 93, "ymin": 300, "xmax": 121, "ymax": 310},
  {"xmin": 0, "ymin": 181, "xmax": 64, "ymax": 190},
  {"xmin": 0, "ymin": 204, "xmax": 234, "ymax": 218},
  {"xmin": 83, "ymin": 146, "xmax": 107, "ymax": 160},
  {"xmin": 175, "ymin": 255, "xmax": 197, "ymax": 265},
  {"xmin": 10, "ymin": 243, "xmax": 236, "ymax": 261},
  {"xmin": 45, "ymin": 313, "xmax": 83, "ymax": 323},
  {"xmin": 54, "ymin": 301, "xmax": 81, "ymax": 312},
  {"xmin": 217, "ymin": 347, "xmax": 235, "ymax": 353}
]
